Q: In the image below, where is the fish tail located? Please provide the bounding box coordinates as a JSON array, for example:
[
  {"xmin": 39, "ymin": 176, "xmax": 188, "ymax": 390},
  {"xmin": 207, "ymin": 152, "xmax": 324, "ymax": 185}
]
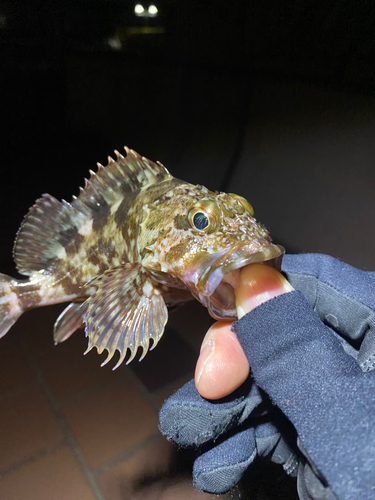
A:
[{"xmin": 0, "ymin": 273, "xmax": 24, "ymax": 338}]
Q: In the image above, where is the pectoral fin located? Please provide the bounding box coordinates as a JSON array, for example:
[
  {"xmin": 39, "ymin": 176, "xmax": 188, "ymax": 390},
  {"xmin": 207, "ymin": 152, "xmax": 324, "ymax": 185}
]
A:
[{"xmin": 83, "ymin": 264, "xmax": 168, "ymax": 369}]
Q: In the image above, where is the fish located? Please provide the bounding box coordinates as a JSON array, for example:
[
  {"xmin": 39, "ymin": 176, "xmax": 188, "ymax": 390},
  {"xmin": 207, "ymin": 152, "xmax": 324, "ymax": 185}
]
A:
[{"xmin": 0, "ymin": 147, "xmax": 283, "ymax": 368}]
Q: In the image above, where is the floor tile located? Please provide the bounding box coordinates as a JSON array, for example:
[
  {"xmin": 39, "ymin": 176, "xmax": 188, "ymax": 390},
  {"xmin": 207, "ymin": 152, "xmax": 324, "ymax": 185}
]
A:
[
  {"xmin": 0, "ymin": 446, "xmax": 96, "ymax": 500},
  {"xmin": 98, "ymin": 437, "xmax": 171, "ymax": 500},
  {"xmin": 129, "ymin": 326, "xmax": 197, "ymax": 393},
  {"xmin": 99, "ymin": 437, "xmax": 215, "ymax": 500},
  {"xmin": 0, "ymin": 386, "xmax": 64, "ymax": 472},
  {"xmin": 131, "ymin": 480, "xmax": 218, "ymax": 500},
  {"xmin": 63, "ymin": 375, "xmax": 159, "ymax": 469},
  {"xmin": 36, "ymin": 326, "xmax": 117, "ymax": 404},
  {"xmin": 18, "ymin": 303, "xmax": 127, "ymax": 403}
]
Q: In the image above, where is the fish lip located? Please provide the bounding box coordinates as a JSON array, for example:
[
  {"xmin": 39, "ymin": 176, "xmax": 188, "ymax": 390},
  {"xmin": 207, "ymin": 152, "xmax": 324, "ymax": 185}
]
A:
[
  {"xmin": 194, "ymin": 242, "xmax": 285, "ymax": 320},
  {"xmin": 196, "ymin": 241, "xmax": 284, "ymax": 296}
]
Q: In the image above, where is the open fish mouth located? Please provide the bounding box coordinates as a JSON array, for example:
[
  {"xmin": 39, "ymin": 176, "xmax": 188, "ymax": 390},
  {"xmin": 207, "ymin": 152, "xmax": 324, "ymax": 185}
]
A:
[{"xmin": 193, "ymin": 242, "xmax": 285, "ymax": 320}]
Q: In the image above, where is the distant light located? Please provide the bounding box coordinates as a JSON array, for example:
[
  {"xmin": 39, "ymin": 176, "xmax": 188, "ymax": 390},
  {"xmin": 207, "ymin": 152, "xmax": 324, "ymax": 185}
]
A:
[
  {"xmin": 148, "ymin": 5, "xmax": 158, "ymax": 15},
  {"xmin": 107, "ymin": 36, "xmax": 122, "ymax": 51},
  {"xmin": 134, "ymin": 4, "xmax": 145, "ymax": 15}
]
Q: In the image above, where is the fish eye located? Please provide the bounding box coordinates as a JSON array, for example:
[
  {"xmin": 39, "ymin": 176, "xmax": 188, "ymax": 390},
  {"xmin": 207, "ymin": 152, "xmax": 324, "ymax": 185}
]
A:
[
  {"xmin": 229, "ymin": 193, "xmax": 255, "ymax": 217},
  {"xmin": 193, "ymin": 212, "xmax": 209, "ymax": 230},
  {"xmin": 188, "ymin": 200, "xmax": 220, "ymax": 233}
]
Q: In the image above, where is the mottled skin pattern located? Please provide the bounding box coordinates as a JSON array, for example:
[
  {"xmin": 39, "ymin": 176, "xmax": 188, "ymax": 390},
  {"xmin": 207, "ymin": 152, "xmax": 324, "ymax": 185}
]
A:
[
  {"xmin": 0, "ymin": 148, "xmax": 282, "ymax": 366},
  {"xmin": 140, "ymin": 182, "xmax": 269, "ymax": 282}
]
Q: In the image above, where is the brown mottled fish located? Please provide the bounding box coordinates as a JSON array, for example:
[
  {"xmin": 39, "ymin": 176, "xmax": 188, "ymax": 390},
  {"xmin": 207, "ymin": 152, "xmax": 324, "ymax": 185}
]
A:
[{"xmin": 0, "ymin": 147, "xmax": 283, "ymax": 368}]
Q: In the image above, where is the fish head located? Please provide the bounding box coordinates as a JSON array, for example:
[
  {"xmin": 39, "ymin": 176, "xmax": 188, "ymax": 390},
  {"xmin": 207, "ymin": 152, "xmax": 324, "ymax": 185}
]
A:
[{"xmin": 141, "ymin": 182, "xmax": 284, "ymax": 320}]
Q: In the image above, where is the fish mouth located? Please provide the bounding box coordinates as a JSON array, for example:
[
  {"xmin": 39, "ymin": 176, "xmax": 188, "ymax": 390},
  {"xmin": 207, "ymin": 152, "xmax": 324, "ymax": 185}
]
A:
[{"xmin": 193, "ymin": 242, "xmax": 285, "ymax": 320}]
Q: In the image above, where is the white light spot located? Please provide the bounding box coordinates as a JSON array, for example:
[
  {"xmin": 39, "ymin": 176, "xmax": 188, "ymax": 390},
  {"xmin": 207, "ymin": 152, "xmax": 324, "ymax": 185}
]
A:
[
  {"xmin": 148, "ymin": 5, "xmax": 158, "ymax": 15},
  {"xmin": 107, "ymin": 35, "xmax": 122, "ymax": 51},
  {"xmin": 134, "ymin": 4, "xmax": 144, "ymax": 15},
  {"xmin": 78, "ymin": 218, "xmax": 93, "ymax": 236}
]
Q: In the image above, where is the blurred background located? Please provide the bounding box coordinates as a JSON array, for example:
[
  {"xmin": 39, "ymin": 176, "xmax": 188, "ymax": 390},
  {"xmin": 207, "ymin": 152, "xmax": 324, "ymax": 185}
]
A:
[{"xmin": 1, "ymin": 1, "xmax": 375, "ymax": 499}]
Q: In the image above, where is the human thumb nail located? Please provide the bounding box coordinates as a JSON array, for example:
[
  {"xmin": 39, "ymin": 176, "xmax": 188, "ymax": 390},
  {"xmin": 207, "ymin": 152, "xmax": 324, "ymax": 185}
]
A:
[{"xmin": 235, "ymin": 263, "xmax": 294, "ymax": 319}]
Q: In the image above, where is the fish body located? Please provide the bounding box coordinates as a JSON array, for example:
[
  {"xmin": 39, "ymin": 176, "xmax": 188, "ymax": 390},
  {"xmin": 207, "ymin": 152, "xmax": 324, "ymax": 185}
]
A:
[{"xmin": 0, "ymin": 147, "xmax": 283, "ymax": 368}]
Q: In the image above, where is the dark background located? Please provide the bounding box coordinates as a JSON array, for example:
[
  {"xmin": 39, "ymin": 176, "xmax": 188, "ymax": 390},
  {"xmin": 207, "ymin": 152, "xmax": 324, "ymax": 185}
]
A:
[{"xmin": 1, "ymin": 0, "xmax": 375, "ymax": 272}]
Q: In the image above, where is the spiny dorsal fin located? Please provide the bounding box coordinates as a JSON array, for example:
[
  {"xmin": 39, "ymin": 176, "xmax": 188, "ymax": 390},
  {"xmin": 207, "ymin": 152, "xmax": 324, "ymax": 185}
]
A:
[
  {"xmin": 70, "ymin": 147, "xmax": 171, "ymax": 217},
  {"xmin": 13, "ymin": 148, "xmax": 172, "ymax": 276}
]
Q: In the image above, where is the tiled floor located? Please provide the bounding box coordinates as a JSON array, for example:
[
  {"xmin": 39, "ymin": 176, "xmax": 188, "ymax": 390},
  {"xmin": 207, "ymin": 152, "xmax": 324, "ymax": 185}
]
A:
[{"xmin": 0, "ymin": 300, "xmax": 227, "ymax": 500}]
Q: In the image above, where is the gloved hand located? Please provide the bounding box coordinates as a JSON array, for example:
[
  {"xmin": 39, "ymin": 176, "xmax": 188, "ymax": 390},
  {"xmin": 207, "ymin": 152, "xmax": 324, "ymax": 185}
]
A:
[
  {"xmin": 159, "ymin": 377, "xmax": 301, "ymax": 494},
  {"xmin": 159, "ymin": 254, "xmax": 375, "ymax": 500}
]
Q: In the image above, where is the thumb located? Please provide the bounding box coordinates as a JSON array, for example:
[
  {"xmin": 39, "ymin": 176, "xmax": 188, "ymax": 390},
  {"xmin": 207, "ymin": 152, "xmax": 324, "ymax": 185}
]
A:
[{"xmin": 195, "ymin": 264, "xmax": 293, "ymax": 400}]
